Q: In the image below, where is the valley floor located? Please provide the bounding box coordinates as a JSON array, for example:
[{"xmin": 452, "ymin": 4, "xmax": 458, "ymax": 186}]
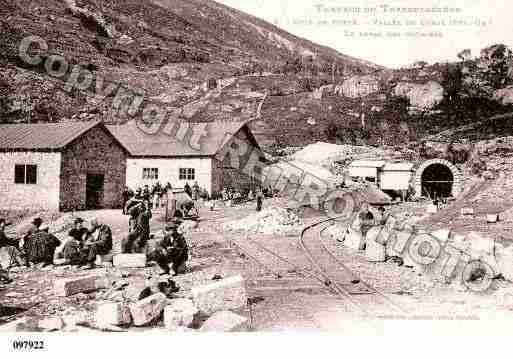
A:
[{"xmin": 1, "ymin": 196, "xmax": 513, "ymax": 331}]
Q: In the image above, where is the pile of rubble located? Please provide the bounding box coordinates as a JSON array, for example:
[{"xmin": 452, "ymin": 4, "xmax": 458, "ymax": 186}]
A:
[
  {"xmin": 290, "ymin": 142, "xmax": 385, "ymax": 168},
  {"xmin": 338, "ymin": 214, "xmax": 513, "ymax": 289},
  {"xmin": 1, "ymin": 266, "xmax": 249, "ymax": 333},
  {"xmin": 224, "ymin": 207, "xmax": 302, "ymax": 235}
]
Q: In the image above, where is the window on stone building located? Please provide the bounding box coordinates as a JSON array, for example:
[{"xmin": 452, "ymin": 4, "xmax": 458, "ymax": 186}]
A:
[
  {"xmin": 14, "ymin": 164, "xmax": 37, "ymax": 184},
  {"xmin": 179, "ymin": 168, "xmax": 195, "ymax": 180},
  {"xmin": 142, "ymin": 168, "xmax": 158, "ymax": 180}
]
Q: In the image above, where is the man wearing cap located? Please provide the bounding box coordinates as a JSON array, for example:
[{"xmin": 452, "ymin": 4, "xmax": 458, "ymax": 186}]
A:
[
  {"xmin": 62, "ymin": 218, "xmax": 88, "ymax": 265},
  {"xmin": 24, "ymin": 225, "xmax": 61, "ymax": 267},
  {"xmin": 148, "ymin": 220, "xmax": 188, "ymax": 276},
  {"xmin": 121, "ymin": 199, "xmax": 152, "ymax": 253},
  {"xmin": 0, "ymin": 218, "xmax": 24, "ymax": 268},
  {"xmin": 22, "ymin": 217, "xmax": 43, "ymax": 267},
  {"xmin": 79, "ymin": 218, "xmax": 113, "ymax": 269}
]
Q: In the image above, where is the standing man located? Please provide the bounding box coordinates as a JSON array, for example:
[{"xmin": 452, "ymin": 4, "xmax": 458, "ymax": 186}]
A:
[
  {"xmin": 122, "ymin": 186, "xmax": 134, "ymax": 214},
  {"xmin": 79, "ymin": 218, "xmax": 113, "ymax": 270},
  {"xmin": 122, "ymin": 199, "xmax": 152, "ymax": 253},
  {"xmin": 184, "ymin": 182, "xmax": 192, "ymax": 198},
  {"xmin": 256, "ymin": 187, "xmax": 264, "ymax": 212},
  {"xmin": 148, "ymin": 220, "xmax": 188, "ymax": 276},
  {"xmin": 192, "ymin": 181, "xmax": 200, "ymax": 201}
]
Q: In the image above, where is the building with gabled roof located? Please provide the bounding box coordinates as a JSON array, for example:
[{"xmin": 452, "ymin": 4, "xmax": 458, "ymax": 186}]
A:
[
  {"xmin": 0, "ymin": 121, "xmax": 128, "ymax": 211},
  {"xmin": 107, "ymin": 120, "xmax": 264, "ymax": 197}
]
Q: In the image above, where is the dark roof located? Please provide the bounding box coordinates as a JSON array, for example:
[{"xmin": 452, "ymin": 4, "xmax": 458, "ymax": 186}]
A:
[
  {"xmin": 0, "ymin": 121, "xmax": 103, "ymax": 151},
  {"xmin": 106, "ymin": 120, "xmax": 260, "ymax": 157}
]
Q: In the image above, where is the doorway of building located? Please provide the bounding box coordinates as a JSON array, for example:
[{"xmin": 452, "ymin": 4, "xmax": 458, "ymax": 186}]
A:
[
  {"xmin": 421, "ymin": 163, "xmax": 454, "ymax": 199},
  {"xmin": 86, "ymin": 173, "xmax": 104, "ymax": 209}
]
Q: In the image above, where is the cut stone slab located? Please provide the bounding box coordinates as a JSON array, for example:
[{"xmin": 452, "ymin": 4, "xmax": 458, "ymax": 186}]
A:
[
  {"xmin": 96, "ymin": 302, "xmax": 132, "ymax": 326},
  {"xmin": 38, "ymin": 316, "xmax": 64, "ymax": 332},
  {"xmin": 365, "ymin": 227, "xmax": 385, "ymax": 262},
  {"xmin": 431, "ymin": 229, "xmax": 451, "ymax": 242},
  {"xmin": 191, "ymin": 275, "xmax": 247, "ymax": 315},
  {"xmin": 461, "ymin": 208, "xmax": 474, "ymax": 216},
  {"xmin": 129, "ymin": 293, "xmax": 167, "ymax": 326},
  {"xmin": 113, "ymin": 254, "xmax": 147, "ymax": 268},
  {"xmin": 124, "ymin": 281, "xmax": 153, "ymax": 302},
  {"xmin": 200, "ymin": 311, "xmax": 248, "ymax": 332},
  {"xmin": 386, "ymin": 230, "xmax": 413, "ymax": 258},
  {"xmin": 0, "ymin": 318, "xmax": 28, "ymax": 332},
  {"xmin": 342, "ymin": 226, "xmax": 364, "ymax": 251},
  {"xmin": 54, "ymin": 275, "xmax": 107, "ymax": 297},
  {"xmin": 496, "ymin": 244, "xmax": 513, "ymax": 281},
  {"xmin": 487, "ymin": 214, "xmax": 499, "ymax": 223},
  {"xmin": 164, "ymin": 299, "xmax": 199, "ymax": 330}
]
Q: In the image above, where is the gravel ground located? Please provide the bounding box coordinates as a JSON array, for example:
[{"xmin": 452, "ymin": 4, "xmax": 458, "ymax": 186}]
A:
[{"xmin": 3, "ymin": 198, "xmax": 513, "ymax": 330}]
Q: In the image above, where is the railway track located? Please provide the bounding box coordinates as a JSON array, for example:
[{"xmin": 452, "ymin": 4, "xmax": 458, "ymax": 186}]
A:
[
  {"xmin": 229, "ymin": 215, "xmax": 406, "ymax": 317},
  {"xmin": 300, "ymin": 218, "xmax": 406, "ymax": 316}
]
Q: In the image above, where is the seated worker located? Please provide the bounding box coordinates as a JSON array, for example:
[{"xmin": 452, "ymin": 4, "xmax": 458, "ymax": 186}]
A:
[
  {"xmin": 148, "ymin": 220, "xmax": 188, "ymax": 276},
  {"xmin": 62, "ymin": 218, "xmax": 88, "ymax": 265},
  {"xmin": 25, "ymin": 225, "xmax": 61, "ymax": 267},
  {"xmin": 79, "ymin": 218, "xmax": 112, "ymax": 270},
  {"xmin": 0, "ymin": 218, "xmax": 24, "ymax": 268},
  {"xmin": 121, "ymin": 199, "xmax": 152, "ymax": 254}
]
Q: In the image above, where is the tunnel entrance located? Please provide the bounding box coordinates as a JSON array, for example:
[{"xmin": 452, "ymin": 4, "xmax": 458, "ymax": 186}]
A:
[{"xmin": 421, "ymin": 163, "xmax": 454, "ymax": 199}]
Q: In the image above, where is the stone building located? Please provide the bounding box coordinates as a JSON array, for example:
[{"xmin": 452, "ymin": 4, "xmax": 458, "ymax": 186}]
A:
[
  {"xmin": 107, "ymin": 120, "xmax": 264, "ymax": 197},
  {"xmin": 0, "ymin": 121, "xmax": 127, "ymax": 211}
]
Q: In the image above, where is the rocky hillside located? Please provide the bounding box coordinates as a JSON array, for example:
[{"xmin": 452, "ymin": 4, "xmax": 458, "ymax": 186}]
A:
[
  {"xmin": 0, "ymin": 0, "xmax": 381, "ymax": 126},
  {"xmin": 2, "ymin": 0, "xmax": 513, "ymax": 151}
]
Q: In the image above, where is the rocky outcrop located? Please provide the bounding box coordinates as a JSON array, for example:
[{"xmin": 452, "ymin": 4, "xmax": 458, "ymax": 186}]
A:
[{"xmin": 394, "ymin": 81, "xmax": 443, "ymax": 111}]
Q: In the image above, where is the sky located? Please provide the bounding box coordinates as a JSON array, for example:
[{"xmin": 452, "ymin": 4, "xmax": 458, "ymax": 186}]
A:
[{"xmin": 216, "ymin": 0, "xmax": 513, "ymax": 68}]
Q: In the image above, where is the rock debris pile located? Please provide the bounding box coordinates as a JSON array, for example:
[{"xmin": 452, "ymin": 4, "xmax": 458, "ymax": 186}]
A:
[{"xmin": 224, "ymin": 207, "xmax": 302, "ymax": 235}]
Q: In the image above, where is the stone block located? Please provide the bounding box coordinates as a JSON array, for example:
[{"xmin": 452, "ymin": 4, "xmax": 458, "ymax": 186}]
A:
[
  {"xmin": 113, "ymin": 254, "xmax": 147, "ymax": 268},
  {"xmin": 54, "ymin": 275, "xmax": 106, "ymax": 297},
  {"xmin": 365, "ymin": 227, "xmax": 385, "ymax": 262},
  {"xmin": 164, "ymin": 299, "xmax": 199, "ymax": 330},
  {"xmin": 461, "ymin": 208, "xmax": 474, "ymax": 216},
  {"xmin": 124, "ymin": 281, "xmax": 153, "ymax": 302},
  {"xmin": 129, "ymin": 293, "xmax": 167, "ymax": 326},
  {"xmin": 487, "ymin": 214, "xmax": 499, "ymax": 223},
  {"xmin": 431, "ymin": 229, "xmax": 451, "ymax": 242},
  {"xmin": 38, "ymin": 317, "xmax": 64, "ymax": 332},
  {"xmin": 96, "ymin": 302, "xmax": 132, "ymax": 326},
  {"xmin": 191, "ymin": 275, "xmax": 247, "ymax": 315},
  {"xmin": 200, "ymin": 311, "xmax": 248, "ymax": 332}
]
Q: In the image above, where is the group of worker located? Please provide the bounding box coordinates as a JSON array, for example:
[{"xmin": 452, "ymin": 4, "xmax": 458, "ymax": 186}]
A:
[
  {"xmin": 122, "ymin": 181, "xmax": 208, "ymax": 213},
  {"xmin": 0, "ymin": 208, "xmax": 189, "ymax": 284},
  {"xmin": 0, "ymin": 215, "xmax": 113, "ymax": 284},
  {"xmin": 220, "ymin": 187, "xmax": 265, "ymax": 211}
]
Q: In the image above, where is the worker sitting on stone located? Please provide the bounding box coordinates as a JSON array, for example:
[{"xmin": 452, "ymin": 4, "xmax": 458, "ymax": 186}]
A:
[
  {"xmin": 148, "ymin": 220, "xmax": 188, "ymax": 276},
  {"xmin": 62, "ymin": 217, "xmax": 88, "ymax": 265},
  {"xmin": 79, "ymin": 218, "xmax": 113, "ymax": 270},
  {"xmin": 0, "ymin": 218, "xmax": 24, "ymax": 268},
  {"xmin": 24, "ymin": 225, "xmax": 61, "ymax": 267}
]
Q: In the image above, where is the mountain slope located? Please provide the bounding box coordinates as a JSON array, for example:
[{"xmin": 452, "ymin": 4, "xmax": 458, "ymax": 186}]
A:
[{"xmin": 0, "ymin": 0, "xmax": 384, "ymax": 129}]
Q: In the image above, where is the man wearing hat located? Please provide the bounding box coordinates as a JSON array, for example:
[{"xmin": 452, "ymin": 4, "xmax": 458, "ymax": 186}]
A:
[
  {"xmin": 79, "ymin": 218, "xmax": 113, "ymax": 269},
  {"xmin": 148, "ymin": 220, "xmax": 188, "ymax": 275},
  {"xmin": 121, "ymin": 199, "xmax": 152, "ymax": 254},
  {"xmin": 22, "ymin": 217, "xmax": 43, "ymax": 267},
  {"xmin": 24, "ymin": 224, "xmax": 61, "ymax": 267},
  {"xmin": 0, "ymin": 218, "xmax": 24, "ymax": 269},
  {"xmin": 62, "ymin": 218, "xmax": 88, "ymax": 265}
]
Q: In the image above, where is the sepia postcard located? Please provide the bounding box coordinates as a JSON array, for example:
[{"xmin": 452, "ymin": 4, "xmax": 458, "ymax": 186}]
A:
[{"xmin": 1, "ymin": 0, "xmax": 513, "ymax": 357}]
